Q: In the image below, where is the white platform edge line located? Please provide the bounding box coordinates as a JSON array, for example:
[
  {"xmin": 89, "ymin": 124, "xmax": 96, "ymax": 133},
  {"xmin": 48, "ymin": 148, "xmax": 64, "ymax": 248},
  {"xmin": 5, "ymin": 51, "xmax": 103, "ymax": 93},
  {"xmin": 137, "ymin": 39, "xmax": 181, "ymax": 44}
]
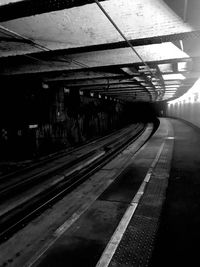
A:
[
  {"xmin": 95, "ymin": 139, "xmax": 166, "ymax": 267},
  {"xmin": 24, "ymin": 124, "xmax": 153, "ymax": 267},
  {"xmin": 96, "ymin": 203, "xmax": 138, "ymax": 267}
]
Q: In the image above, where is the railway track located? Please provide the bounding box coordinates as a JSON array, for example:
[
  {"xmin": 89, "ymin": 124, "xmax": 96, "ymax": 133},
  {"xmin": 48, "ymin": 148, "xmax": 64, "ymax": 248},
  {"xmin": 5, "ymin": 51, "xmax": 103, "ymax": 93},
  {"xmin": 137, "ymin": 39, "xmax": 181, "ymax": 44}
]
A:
[
  {"xmin": 0, "ymin": 123, "xmax": 149, "ymax": 243},
  {"xmin": 0, "ymin": 123, "xmax": 135, "ymax": 181},
  {"xmin": 0, "ymin": 123, "xmax": 140, "ymax": 192}
]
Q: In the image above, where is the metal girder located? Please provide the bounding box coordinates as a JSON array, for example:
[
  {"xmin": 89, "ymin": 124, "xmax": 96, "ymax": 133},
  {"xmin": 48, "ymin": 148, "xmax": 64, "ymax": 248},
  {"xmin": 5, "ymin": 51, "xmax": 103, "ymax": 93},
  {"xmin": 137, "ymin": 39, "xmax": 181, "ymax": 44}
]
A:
[
  {"xmin": 2, "ymin": 31, "xmax": 199, "ymax": 59},
  {"xmin": 44, "ymin": 73, "xmax": 125, "ymax": 82},
  {"xmin": 0, "ymin": 56, "xmax": 192, "ymax": 76},
  {"xmin": 66, "ymin": 82, "xmax": 139, "ymax": 88},
  {"xmin": 92, "ymin": 89, "xmax": 146, "ymax": 93},
  {"xmin": 80, "ymin": 85, "xmax": 144, "ymax": 91},
  {"xmin": 55, "ymin": 79, "xmax": 137, "ymax": 86},
  {"xmin": 52, "ymin": 31, "xmax": 198, "ymax": 55},
  {"xmin": 0, "ymin": 0, "xmax": 106, "ymax": 22},
  {"xmin": 101, "ymin": 92, "xmax": 148, "ymax": 95}
]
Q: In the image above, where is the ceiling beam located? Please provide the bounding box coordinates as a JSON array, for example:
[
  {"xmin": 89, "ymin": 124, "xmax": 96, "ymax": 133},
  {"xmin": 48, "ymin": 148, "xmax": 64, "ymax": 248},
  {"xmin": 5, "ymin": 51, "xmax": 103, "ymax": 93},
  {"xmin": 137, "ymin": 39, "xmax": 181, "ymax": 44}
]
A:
[
  {"xmin": 0, "ymin": 42, "xmax": 191, "ymax": 76},
  {"xmin": 44, "ymin": 73, "xmax": 126, "ymax": 82},
  {"xmin": 96, "ymin": 90, "xmax": 147, "ymax": 93},
  {"xmin": 80, "ymin": 85, "xmax": 144, "ymax": 91},
  {"xmin": 0, "ymin": 0, "xmax": 106, "ymax": 22},
  {"xmin": 48, "ymin": 78, "xmax": 135, "ymax": 85},
  {"xmin": 102, "ymin": 92, "xmax": 148, "ymax": 96},
  {"xmin": 91, "ymin": 88, "xmax": 145, "ymax": 92},
  {"xmin": 63, "ymin": 81, "xmax": 139, "ymax": 88},
  {"xmin": 0, "ymin": 58, "xmax": 191, "ymax": 76},
  {"xmin": 1, "ymin": 31, "xmax": 199, "ymax": 59}
]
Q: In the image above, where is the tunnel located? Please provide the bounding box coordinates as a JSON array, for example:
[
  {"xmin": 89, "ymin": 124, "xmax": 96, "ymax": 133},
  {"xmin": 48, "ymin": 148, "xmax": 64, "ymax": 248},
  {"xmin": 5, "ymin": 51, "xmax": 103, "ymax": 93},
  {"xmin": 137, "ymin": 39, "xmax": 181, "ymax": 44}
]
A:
[{"xmin": 0, "ymin": 1, "xmax": 200, "ymax": 267}]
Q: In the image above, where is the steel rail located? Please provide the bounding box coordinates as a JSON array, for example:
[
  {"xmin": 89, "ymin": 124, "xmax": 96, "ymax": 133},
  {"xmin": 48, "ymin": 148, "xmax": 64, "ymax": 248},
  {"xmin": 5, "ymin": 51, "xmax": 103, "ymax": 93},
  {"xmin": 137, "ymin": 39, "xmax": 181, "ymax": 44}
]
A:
[
  {"xmin": 0, "ymin": 124, "xmax": 147, "ymax": 243},
  {"xmin": 0, "ymin": 122, "xmax": 138, "ymax": 182},
  {"xmin": 0, "ymin": 126, "xmax": 134, "ymax": 198}
]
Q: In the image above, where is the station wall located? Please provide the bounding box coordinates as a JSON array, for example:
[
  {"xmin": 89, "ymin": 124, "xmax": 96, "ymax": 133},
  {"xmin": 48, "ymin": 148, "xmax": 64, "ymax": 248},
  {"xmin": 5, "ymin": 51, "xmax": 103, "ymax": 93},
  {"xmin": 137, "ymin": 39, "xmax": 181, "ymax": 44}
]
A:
[
  {"xmin": 0, "ymin": 81, "xmax": 126, "ymax": 160},
  {"xmin": 0, "ymin": 79, "xmax": 127, "ymax": 159},
  {"xmin": 0, "ymin": 78, "xmax": 158, "ymax": 160},
  {"xmin": 167, "ymin": 100, "xmax": 200, "ymax": 128},
  {"xmin": 166, "ymin": 78, "xmax": 200, "ymax": 128}
]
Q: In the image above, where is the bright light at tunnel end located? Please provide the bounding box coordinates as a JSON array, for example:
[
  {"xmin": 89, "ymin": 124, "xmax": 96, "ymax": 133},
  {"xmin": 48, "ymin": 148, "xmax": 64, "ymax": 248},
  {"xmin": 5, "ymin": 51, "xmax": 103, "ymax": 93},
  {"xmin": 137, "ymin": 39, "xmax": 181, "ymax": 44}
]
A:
[{"xmin": 168, "ymin": 77, "xmax": 200, "ymax": 106}]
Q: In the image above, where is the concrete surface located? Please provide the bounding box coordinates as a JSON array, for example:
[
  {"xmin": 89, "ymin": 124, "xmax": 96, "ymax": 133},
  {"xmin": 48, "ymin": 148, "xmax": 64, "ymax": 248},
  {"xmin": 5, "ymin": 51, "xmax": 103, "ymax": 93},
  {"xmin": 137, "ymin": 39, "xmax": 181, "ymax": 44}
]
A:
[
  {"xmin": 32, "ymin": 119, "xmax": 172, "ymax": 267},
  {"xmin": 150, "ymin": 118, "xmax": 200, "ymax": 267}
]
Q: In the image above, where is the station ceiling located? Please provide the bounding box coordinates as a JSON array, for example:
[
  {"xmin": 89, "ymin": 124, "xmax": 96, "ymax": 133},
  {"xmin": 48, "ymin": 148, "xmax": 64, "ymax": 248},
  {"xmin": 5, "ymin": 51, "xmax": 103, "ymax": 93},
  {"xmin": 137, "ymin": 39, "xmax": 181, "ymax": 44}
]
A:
[{"xmin": 0, "ymin": 0, "xmax": 200, "ymax": 102}]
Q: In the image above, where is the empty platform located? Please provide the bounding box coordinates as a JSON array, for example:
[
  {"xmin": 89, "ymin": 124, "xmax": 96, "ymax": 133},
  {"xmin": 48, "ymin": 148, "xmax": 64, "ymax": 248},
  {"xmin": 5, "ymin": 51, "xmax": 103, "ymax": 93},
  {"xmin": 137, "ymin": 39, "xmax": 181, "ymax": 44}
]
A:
[
  {"xmin": 25, "ymin": 118, "xmax": 173, "ymax": 267},
  {"xmin": 2, "ymin": 117, "xmax": 200, "ymax": 267}
]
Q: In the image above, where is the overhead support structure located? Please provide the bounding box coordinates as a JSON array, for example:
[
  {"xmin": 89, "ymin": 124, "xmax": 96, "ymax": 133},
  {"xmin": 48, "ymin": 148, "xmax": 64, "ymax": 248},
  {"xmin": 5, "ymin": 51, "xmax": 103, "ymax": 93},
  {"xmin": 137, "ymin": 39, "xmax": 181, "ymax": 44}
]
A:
[
  {"xmin": 94, "ymin": 0, "xmax": 157, "ymax": 101},
  {"xmin": 0, "ymin": 55, "xmax": 192, "ymax": 76},
  {"xmin": 0, "ymin": 0, "xmax": 199, "ymax": 102},
  {"xmin": 29, "ymin": 31, "xmax": 200, "ymax": 55},
  {"xmin": 0, "ymin": 0, "xmax": 106, "ymax": 22}
]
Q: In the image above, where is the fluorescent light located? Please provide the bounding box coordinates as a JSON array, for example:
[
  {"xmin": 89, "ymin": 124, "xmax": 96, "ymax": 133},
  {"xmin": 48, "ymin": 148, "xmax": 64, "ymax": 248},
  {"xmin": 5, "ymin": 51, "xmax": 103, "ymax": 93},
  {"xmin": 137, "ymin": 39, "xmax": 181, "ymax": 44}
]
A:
[
  {"xmin": 158, "ymin": 63, "xmax": 173, "ymax": 73},
  {"xmin": 165, "ymin": 85, "xmax": 180, "ymax": 88},
  {"xmin": 178, "ymin": 62, "xmax": 187, "ymax": 72},
  {"xmin": 162, "ymin": 74, "xmax": 186, "ymax": 80},
  {"xmin": 42, "ymin": 83, "xmax": 49, "ymax": 89},
  {"xmin": 64, "ymin": 88, "xmax": 70, "ymax": 93},
  {"xmin": 165, "ymin": 81, "xmax": 181, "ymax": 85},
  {"xmin": 29, "ymin": 124, "xmax": 38, "ymax": 129}
]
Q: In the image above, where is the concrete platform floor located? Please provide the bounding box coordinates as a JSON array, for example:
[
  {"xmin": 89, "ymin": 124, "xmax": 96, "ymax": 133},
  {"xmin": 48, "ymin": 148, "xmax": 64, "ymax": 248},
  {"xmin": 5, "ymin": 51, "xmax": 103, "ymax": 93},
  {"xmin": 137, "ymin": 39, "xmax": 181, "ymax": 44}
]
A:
[
  {"xmin": 3, "ymin": 118, "xmax": 199, "ymax": 267},
  {"xmin": 0, "ymin": 123, "xmax": 153, "ymax": 267},
  {"xmin": 150, "ymin": 118, "xmax": 200, "ymax": 267},
  {"xmin": 29, "ymin": 118, "xmax": 173, "ymax": 267}
]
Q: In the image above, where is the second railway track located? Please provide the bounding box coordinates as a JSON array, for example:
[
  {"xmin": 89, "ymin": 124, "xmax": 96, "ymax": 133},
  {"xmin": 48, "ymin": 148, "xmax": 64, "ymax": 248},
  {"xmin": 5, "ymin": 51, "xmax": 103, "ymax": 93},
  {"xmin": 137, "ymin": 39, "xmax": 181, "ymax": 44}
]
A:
[{"xmin": 0, "ymin": 123, "xmax": 150, "ymax": 243}]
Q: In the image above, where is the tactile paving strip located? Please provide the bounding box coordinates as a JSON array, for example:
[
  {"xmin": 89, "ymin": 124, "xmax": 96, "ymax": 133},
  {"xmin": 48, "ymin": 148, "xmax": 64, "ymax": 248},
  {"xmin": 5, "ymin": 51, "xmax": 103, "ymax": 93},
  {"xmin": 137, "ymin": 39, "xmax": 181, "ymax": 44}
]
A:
[
  {"xmin": 108, "ymin": 120, "xmax": 174, "ymax": 267},
  {"xmin": 109, "ymin": 215, "xmax": 158, "ymax": 267}
]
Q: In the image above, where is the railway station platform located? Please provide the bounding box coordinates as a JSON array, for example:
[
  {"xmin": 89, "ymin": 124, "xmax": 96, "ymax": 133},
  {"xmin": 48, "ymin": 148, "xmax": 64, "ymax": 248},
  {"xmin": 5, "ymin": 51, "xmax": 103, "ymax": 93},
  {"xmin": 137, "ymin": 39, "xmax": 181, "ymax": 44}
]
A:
[
  {"xmin": 25, "ymin": 117, "xmax": 173, "ymax": 267},
  {"xmin": 1, "ymin": 117, "xmax": 200, "ymax": 267}
]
